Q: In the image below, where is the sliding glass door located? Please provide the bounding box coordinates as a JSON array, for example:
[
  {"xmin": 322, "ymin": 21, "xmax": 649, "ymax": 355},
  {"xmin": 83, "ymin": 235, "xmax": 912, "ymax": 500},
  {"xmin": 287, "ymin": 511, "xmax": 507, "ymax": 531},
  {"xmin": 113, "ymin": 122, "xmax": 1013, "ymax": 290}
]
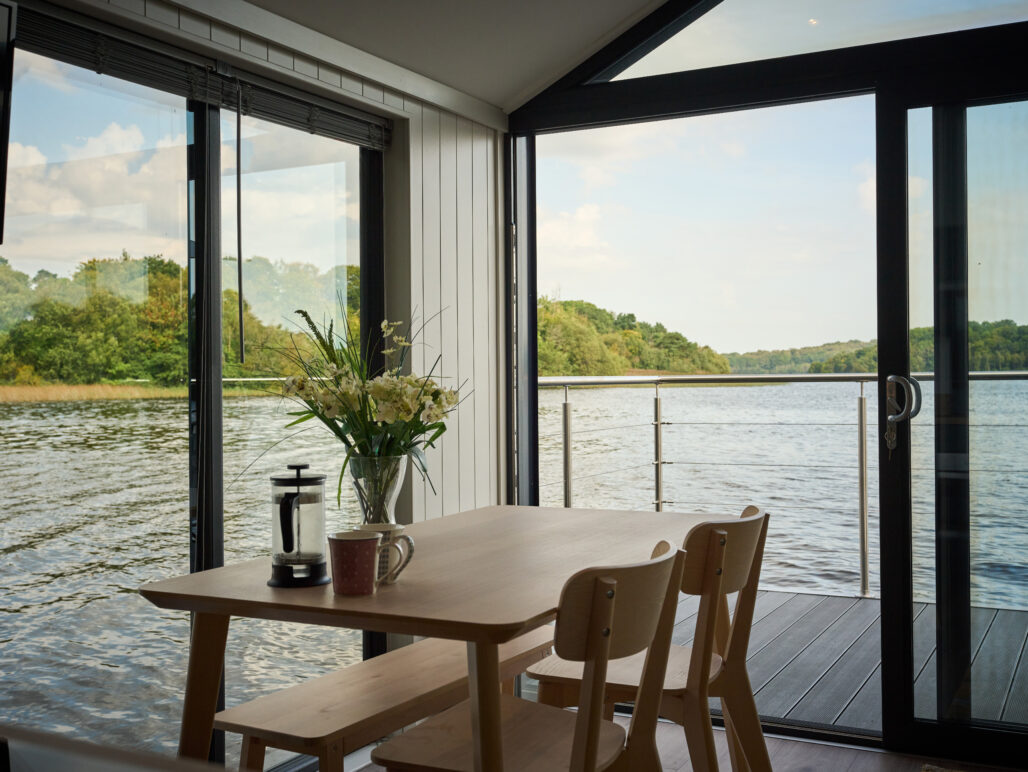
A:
[
  {"xmin": 0, "ymin": 49, "xmax": 191, "ymax": 753},
  {"xmin": 878, "ymin": 88, "xmax": 1028, "ymax": 760}
]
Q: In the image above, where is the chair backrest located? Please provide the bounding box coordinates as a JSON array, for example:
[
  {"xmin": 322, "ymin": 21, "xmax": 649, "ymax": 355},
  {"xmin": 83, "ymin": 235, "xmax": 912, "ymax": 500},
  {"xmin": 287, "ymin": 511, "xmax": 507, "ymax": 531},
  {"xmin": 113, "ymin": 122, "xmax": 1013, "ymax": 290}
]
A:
[
  {"xmin": 554, "ymin": 541, "xmax": 686, "ymax": 771},
  {"xmin": 680, "ymin": 508, "xmax": 770, "ymax": 692}
]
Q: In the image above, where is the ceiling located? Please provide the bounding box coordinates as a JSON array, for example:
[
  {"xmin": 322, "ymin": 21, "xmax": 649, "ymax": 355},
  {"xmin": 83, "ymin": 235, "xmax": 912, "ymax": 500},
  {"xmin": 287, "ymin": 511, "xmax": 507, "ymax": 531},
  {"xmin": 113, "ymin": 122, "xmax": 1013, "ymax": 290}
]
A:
[{"xmin": 243, "ymin": 0, "xmax": 667, "ymax": 113}]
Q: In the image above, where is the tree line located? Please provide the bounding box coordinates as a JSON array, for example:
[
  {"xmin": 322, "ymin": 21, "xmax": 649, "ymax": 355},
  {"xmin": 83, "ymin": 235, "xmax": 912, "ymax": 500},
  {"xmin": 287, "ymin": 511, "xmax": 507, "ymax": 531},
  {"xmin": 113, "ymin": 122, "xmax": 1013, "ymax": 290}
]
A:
[
  {"xmin": 809, "ymin": 321, "xmax": 1028, "ymax": 372},
  {"xmin": 2, "ymin": 253, "xmax": 1026, "ymax": 384},
  {"xmin": 538, "ymin": 297, "xmax": 729, "ymax": 376},
  {"xmin": 0, "ymin": 253, "xmax": 359, "ymax": 385}
]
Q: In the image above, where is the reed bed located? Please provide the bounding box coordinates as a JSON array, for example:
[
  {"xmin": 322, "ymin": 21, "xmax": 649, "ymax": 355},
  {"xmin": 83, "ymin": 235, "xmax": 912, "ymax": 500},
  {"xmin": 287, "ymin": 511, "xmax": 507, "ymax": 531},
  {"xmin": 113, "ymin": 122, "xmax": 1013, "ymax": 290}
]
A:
[
  {"xmin": 0, "ymin": 383, "xmax": 277, "ymax": 402},
  {"xmin": 0, "ymin": 383, "xmax": 188, "ymax": 402}
]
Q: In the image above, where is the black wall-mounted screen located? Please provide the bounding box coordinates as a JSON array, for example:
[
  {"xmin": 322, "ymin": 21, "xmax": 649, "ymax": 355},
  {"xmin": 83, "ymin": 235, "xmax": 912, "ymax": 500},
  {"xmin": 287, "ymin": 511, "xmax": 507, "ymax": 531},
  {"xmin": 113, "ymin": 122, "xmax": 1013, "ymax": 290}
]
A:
[{"xmin": 0, "ymin": 1, "xmax": 15, "ymax": 244}]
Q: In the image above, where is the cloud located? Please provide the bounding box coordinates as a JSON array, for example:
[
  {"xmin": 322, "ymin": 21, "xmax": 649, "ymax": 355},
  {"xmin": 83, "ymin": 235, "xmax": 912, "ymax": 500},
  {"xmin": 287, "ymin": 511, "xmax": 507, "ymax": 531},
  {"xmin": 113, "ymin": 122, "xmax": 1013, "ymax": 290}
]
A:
[
  {"xmin": 4, "ymin": 123, "xmax": 189, "ymax": 274},
  {"xmin": 540, "ymin": 115, "xmax": 758, "ymax": 190},
  {"xmin": 908, "ymin": 175, "xmax": 929, "ymax": 199},
  {"xmin": 8, "ymin": 142, "xmax": 47, "ymax": 169},
  {"xmin": 856, "ymin": 162, "xmax": 875, "ymax": 214},
  {"xmin": 63, "ymin": 123, "xmax": 145, "ymax": 162},
  {"xmin": 540, "ymin": 122, "xmax": 683, "ymax": 188},
  {"xmin": 538, "ymin": 203, "xmax": 628, "ymax": 274},
  {"xmin": 3, "ymin": 114, "xmax": 360, "ymax": 284},
  {"xmin": 13, "ymin": 51, "xmax": 77, "ymax": 94},
  {"xmin": 720, "ymin": 141, "xmax": 746, "ymax": 159}
]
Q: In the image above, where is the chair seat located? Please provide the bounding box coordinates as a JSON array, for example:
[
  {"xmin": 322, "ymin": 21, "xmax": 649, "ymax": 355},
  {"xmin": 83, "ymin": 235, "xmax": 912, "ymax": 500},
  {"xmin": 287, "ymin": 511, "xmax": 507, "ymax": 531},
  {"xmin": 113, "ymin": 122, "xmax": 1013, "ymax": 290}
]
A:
[
  {"xmin": 370, "ymin": 694, "xmax": 628, "ymax": 772},
  {"xmin": 528, "ymin": 643, "xmax": 723, "ymax": 696}
]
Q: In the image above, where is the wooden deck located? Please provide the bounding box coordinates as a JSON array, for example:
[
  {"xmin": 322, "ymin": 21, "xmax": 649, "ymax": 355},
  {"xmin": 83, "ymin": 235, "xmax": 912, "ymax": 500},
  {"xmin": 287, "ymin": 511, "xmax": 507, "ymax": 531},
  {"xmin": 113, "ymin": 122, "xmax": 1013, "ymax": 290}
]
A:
[
  {"xmin": 522, "ymin": 590, "xmax": 1028, "ymax": 734},
  {"xmin": 670, "ymin": 590, "xmax": 1028, "ymax": 733}
]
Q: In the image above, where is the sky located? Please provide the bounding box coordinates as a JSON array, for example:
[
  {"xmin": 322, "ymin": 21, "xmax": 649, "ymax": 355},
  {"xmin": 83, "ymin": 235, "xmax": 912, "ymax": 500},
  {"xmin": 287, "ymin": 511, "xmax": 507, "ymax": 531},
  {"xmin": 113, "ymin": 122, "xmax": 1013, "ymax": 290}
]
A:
[
  {"xmin": 537, "ymin": 95, "xmax": 1028, "ymax": 354},
  {"xmin": 616, "ymin": 0, "xmax": 1028, "ymax": 78},
  {"xmin": 536, "ymin": 96, "xmax": 880, "ymax": 353},
  {"xmin": 3, "ymin": 50, "xmax": 359, "ymax": 303},
  {"xmin": 5, "ymin": 48, "xmax": 1027, "ymax": 355}
]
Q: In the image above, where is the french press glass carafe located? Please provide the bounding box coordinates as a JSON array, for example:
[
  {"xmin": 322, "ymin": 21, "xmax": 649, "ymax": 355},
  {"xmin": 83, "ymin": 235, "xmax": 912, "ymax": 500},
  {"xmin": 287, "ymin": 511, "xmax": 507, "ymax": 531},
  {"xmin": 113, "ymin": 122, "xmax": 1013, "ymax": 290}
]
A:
[{"xmin": 269, "ymin": 463, "xmax": 331, "ymax": 587}]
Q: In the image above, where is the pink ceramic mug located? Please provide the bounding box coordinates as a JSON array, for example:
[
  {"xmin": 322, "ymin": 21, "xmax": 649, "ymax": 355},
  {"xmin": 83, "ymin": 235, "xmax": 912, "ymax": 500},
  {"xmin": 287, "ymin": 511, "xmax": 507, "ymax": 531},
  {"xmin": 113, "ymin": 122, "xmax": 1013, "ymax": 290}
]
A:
[{"xmin": 328, "ymin": 531, "xmax": 404, "ymax": 595}]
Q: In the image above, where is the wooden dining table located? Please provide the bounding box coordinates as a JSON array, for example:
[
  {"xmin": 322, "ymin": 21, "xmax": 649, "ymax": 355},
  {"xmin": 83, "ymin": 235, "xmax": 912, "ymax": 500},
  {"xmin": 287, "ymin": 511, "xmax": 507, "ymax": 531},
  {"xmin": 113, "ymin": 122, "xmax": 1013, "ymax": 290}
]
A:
[{"xmin": 139, "ymin": 504, "xmax": 710, "ymax": 771}]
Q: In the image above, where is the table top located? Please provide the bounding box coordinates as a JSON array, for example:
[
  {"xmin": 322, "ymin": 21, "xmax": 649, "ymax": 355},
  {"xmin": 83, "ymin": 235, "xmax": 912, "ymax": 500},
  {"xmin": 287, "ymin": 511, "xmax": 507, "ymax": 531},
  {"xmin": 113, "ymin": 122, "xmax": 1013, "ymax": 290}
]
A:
[{"xmin": 140, "ymin": 505, "xmax": 710, "ymax": 644}]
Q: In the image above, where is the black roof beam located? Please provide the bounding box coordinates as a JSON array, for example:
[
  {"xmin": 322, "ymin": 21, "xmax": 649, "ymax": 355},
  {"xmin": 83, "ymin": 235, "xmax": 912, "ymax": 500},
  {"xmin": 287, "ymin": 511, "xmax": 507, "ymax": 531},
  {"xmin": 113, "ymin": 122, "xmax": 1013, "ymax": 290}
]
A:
[
  {"xmin": 510, "ymin": 20, "xmax": 1028, "ymax": 134},
  {"xmin": 541, "ymin": 0, "xmax": 722, "ymax": 94}
]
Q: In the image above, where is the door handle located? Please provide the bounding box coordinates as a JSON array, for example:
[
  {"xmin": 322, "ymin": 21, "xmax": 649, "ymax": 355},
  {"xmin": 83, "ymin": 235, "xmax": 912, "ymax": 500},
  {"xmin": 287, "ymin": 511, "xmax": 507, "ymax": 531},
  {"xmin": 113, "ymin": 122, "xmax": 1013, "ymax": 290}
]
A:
[
  {"xmin": 887, "ymin": 374, "xmax": 922, "ymax": 424},
  {"xmin": 885, "ymin": 375, "xmax": 922, "ymax": 453}
]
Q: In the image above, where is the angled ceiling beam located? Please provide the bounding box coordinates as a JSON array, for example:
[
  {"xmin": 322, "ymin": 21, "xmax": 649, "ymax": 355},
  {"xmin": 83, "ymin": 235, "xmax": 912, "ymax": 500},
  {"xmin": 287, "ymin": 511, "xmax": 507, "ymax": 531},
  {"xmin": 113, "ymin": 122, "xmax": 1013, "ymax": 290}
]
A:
[
  {"xmin": 509, "ymin": 20, "xmax": 1028, "ymax": 134},
  {"xmin": 529, "ymin": 0, "xmax": 722, "ymax": 98}
]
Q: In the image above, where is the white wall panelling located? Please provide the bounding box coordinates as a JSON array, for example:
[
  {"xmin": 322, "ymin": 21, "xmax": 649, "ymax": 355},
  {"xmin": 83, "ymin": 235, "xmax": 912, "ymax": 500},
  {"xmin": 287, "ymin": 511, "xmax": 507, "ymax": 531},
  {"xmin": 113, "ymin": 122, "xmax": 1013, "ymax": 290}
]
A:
[{"xmin": 389, "ymin": 105, "xmax": 504, "ymax": 521}]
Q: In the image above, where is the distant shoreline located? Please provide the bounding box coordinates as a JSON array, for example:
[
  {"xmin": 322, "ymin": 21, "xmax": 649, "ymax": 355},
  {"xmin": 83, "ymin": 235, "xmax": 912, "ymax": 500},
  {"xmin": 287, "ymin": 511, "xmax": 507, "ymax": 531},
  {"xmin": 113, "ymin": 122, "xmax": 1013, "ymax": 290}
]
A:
[{"xmin": 0, "ymin": 383, "xmax": 270, "ymax": 402}]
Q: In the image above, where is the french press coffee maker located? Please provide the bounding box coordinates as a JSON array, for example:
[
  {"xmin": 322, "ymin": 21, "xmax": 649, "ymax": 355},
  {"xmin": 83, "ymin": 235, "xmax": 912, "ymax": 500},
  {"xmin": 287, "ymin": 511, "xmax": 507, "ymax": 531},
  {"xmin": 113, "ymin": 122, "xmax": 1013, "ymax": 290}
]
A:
[{"xmin": 268, "ymin": 463, "xmax": 331, "ymax": 587}]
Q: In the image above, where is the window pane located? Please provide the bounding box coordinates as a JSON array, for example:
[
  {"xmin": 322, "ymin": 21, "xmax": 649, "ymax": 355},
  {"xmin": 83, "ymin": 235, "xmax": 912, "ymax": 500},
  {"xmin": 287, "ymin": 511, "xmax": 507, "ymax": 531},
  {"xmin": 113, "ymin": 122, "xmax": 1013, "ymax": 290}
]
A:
[
  {"xmin": 218, "ymin": 113, "xmax": 364, "ymax": 767},
  {"xmin": 615, "ymin": 0, "xmax": 1028, "ymax": 80},
  {"xmin": 0, "ymin": 50, "xmax": 189, "ymax": 753}
]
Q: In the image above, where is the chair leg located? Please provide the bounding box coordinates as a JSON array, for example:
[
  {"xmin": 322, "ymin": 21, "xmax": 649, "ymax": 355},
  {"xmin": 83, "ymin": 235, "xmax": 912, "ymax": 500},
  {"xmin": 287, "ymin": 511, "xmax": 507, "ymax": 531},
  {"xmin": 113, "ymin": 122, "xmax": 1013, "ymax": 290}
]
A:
[
  {"xmin": 720, "ymin": 680, "xmax": 771, "ymax": 772},
  {"xmin": 681, "ymin": 694, "xmax": 718, "ymax": 772},
  {"xmin": 721, "ymin": 699, "xmax": 750, "ymax": 772},
  {"xmin": 238, "ymin": 735, "xmax": 266, "ymax": 771},
  {"xmin": 318, "ymin": 738, "xmax": 345, "ymax": 771},
  {"xmin": 603, "ymin": 700, "xmax": 615, "ymax": 721}
]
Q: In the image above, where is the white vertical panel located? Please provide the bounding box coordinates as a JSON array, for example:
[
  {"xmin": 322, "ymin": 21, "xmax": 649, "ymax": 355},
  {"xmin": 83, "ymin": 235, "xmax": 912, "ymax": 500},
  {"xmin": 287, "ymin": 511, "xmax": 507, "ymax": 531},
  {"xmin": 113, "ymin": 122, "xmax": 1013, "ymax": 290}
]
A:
[
  {"xmin": 455, "ymin": 117, "xmax": 476, "ymax": 512},
  {"xmin": 420, "ymin": 106, "xmax": 444, "ymax": 519},
  {"xmin": 472, "ymin": 123, "xmax": 493, "ymax": 506},
  {"xmin": 438, "ymin": 112, "xmax": 460, "ymax": 517},
  {"xmin": 406, "ymin": 103, "xmax": 426, "ymax": 522},
  {"xmin": 399, "ymin": 104, "xmax": 502, "ymax": 521}
]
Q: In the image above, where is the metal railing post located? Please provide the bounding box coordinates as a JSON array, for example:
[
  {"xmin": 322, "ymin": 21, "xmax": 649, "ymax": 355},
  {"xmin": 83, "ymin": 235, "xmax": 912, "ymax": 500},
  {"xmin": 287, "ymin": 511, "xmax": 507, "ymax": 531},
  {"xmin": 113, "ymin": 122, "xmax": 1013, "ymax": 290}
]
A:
[
  {"xmin": 858, "ymin": 381, "xmax": 870, "ymax": 597},
  {"xmin": 562, "ymin": 386, "xmax": 572, "ymax": 508},
  {"xmin": 654, "ymin": 384, "xmax": 663, "ymax": 512}
]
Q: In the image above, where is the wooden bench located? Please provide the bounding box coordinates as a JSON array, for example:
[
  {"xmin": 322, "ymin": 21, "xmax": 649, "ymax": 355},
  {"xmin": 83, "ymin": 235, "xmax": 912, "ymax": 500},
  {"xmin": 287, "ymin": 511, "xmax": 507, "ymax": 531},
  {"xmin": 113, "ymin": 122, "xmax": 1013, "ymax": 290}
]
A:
[{"xmin": 214, "ymin": 626, "xmax": 554, "ymax": 770}]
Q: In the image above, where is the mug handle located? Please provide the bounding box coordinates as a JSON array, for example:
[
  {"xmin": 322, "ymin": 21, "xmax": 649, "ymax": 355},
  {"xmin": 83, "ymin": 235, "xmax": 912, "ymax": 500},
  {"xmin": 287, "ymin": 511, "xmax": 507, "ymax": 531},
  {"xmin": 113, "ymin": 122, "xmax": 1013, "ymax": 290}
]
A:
[{"xmin": 379, "ymin": 536, "xmax": 415, "ymax": 584}]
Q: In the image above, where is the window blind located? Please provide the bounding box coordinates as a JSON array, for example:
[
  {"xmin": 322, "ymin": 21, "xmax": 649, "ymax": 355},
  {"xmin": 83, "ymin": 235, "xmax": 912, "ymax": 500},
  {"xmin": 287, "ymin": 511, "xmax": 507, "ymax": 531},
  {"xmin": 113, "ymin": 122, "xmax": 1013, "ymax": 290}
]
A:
[{"xmin": 16, "ymin": 5, "xmax": 391, "ymax": 149}]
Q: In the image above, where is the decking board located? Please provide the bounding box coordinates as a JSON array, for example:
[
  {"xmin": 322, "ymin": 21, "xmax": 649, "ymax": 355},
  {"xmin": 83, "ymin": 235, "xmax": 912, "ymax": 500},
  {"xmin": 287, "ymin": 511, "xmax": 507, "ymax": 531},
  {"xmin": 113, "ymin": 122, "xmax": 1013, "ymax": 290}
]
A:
[
  {"xmin": 754, "ymin": 597, "xmax": 879, "ymax": 718},
  {"xmin": 745, "ymin": 595, "xmax": 858, "ymax": 693},
  {"xmin": 913, "ymin": 606, "xmax": 995, "ymax": 720},
  {"xmin": 673, "ymin": 591, "xmax": 1026, "ymax": 735},
  {"xmin": 973, "ymin": 608, "xmax": 1028, "ymax": 721},
  {"xmin": 787, "ymin": 615, "xmax": 881, "ymax": 725}
]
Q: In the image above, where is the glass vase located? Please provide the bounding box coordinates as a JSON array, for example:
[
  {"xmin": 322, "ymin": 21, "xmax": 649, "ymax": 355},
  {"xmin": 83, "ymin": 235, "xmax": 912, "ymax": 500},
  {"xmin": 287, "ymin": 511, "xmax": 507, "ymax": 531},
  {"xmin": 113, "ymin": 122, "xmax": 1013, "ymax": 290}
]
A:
[{"xmin": 349, "ymin": 455, "xmax": 407, "ymax": 524}]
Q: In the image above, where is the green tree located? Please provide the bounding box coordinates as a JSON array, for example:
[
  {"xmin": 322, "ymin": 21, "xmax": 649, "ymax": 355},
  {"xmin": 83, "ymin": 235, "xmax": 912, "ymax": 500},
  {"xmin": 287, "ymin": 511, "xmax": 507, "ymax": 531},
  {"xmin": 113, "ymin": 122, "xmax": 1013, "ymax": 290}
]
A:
[{"xmin": 0, "ymin": 257, "xmax": 33, "ymax": 332}]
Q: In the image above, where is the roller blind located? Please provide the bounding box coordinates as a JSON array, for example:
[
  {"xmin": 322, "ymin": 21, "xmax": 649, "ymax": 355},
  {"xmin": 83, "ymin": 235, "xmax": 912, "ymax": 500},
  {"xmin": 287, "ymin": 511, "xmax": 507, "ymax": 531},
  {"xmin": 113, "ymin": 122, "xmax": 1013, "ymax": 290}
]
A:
[{"xmin": 16, "ymin": 5, "xmax": 391, "ymax": 149}]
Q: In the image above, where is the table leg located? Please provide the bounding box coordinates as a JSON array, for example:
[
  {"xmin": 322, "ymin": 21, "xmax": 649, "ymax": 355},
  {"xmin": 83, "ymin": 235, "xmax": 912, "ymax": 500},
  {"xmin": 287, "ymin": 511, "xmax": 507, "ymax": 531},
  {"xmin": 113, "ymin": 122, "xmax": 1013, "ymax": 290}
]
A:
[
  {"xmin": 467, "ymin": 641, "xmax": 503, "ymax": 772},
  {"xmin": 178, "ymin": 612, "xmax": 230, "ymax": 760}
]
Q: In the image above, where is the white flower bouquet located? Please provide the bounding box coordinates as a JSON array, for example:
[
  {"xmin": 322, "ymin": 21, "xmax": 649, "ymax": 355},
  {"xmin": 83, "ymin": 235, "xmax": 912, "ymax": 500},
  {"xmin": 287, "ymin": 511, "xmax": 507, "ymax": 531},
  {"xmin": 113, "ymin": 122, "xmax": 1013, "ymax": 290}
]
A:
[{"xmin": 282, "ymin": 310, "xmax": 459, "ymax": 502}]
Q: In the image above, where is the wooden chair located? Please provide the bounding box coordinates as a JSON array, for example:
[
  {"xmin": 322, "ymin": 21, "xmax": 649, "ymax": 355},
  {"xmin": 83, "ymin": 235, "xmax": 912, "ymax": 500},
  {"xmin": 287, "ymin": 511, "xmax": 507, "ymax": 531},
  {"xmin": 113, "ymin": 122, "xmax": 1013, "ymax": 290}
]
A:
[
  {"xmin": 528, "ymin": 508, "xmax": 772, "ymax": 772},
  {"xmin": 370, "ymin": 541, "xmax": 687, "ymax": 771},
  {"xmin": 214, "ymin": 627, "xmax": 553, "ymax": 771}
]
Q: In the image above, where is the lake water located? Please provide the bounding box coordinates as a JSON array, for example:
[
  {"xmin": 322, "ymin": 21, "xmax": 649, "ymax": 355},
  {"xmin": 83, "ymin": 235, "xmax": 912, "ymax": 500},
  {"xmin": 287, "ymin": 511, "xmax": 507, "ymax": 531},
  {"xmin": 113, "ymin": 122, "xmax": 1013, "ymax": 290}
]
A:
[{"xmin": 1, "ymin": 381, "xmax": 1026, "ymax": 759}]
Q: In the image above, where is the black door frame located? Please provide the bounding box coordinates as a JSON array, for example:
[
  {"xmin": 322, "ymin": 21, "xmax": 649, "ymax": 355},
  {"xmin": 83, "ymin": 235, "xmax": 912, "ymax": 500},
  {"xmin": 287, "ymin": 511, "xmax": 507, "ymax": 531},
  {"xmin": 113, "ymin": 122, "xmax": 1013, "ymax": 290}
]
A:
[{"xmin": 876, "ymin": 78, "xmax": 1028, "ymax": 766}]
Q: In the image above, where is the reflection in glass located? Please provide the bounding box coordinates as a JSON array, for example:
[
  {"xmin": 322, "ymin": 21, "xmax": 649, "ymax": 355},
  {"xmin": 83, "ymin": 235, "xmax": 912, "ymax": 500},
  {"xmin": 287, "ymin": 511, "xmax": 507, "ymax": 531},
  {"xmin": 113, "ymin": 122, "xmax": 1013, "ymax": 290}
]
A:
[
  {"xmin": 0, "ymin": 50, "xmax": 190, "ymax": 752},
  {"xmin": 218, "ymin": 113, "xmax": 364, "ymax": 766},
  {"xmin": 910, "ymin": 100, "xmax": 1028, "ymax": 727},
  {"xmin": 965, "ymin": 100, "xmax": 1028, "ymax": 727},
  {"xmin": 616, "ymin": 0, "xmax": 1028, "ymax": 80}
]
